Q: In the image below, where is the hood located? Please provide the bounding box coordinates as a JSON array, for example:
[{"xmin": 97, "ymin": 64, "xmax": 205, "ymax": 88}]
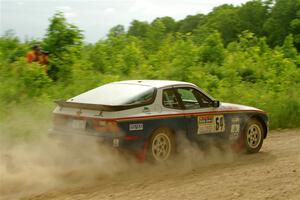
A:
[{"xmin": 219, "ymin": 102, "xmax": 264, "ymax": 112}]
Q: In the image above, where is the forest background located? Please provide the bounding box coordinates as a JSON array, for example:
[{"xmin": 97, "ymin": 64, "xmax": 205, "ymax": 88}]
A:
[{"xmin": 1, "ymin": 0, "xmax": 300, "ymax": 139}]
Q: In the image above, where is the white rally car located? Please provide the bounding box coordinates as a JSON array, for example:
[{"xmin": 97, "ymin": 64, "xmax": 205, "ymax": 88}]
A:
[{"xmin": 50, "ymin": 80, "xmax": 268, "ymax": 162}]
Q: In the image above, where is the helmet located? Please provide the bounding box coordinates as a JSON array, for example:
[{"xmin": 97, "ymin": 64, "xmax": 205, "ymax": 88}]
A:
[{"xmin": 32, "ymin": 44, "xmax": 40, "ymax": 50}]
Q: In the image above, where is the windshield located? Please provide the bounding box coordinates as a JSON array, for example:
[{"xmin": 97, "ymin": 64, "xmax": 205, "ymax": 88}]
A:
[{"xmin": 68, "ymin": 83, "xmax": 156, "ymax": 106}]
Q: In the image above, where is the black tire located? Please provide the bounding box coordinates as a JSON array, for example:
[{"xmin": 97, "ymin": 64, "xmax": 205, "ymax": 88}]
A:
[
  {"xmin": 148, "ymin": 127, "xmax": 175, "ymax": 162},
  {"xmin": 242, "ymin": 119, "xmax": 264, "ymax": 153}
]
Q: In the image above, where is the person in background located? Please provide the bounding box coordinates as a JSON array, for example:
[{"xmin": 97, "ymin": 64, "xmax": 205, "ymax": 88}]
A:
[
  {"xmin": 39, "ymin": 50, "xmax": 49, "ymax": 65},
  {"xmin": 39, "ymin": 50, "xmax": 49, "ymax": 73},
  {"xmin": 26, "ymin": 44, "xmax": 41, "ymax": 63},
  {"xmin": 26, "ymin": 45, "xmax": 49, "ymax": 74}
]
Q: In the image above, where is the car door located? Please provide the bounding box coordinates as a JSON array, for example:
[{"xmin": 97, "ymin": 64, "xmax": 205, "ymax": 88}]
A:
[
  {"xmin": 174, "ymin": 87, "xmax": 227, "ymax": 142},
  {"xmin": 159, "ymin": 88, "xmax": 189, "ymax": 135}
]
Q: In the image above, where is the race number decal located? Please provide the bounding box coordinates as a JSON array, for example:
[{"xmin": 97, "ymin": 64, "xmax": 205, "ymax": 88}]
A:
[{"xmin": 197, "ymin": 115, "xmax": 225, "ymax": 134}]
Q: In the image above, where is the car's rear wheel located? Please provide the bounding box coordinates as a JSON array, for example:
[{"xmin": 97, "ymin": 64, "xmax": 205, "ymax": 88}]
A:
[
  {"xmin": 242, "ymin": 119, "xmax": 264, "ymax": 153},
  {"xmin": 148, "ymin": 128, "xmax": 174, "ymax": 162}
]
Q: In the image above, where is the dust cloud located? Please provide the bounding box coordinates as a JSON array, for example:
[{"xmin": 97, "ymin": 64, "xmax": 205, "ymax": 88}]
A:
[
  {"xmin": 0, "ymin": 132, "xmax": 137, "ymax": 200},
  {"xmin": 170, "ymin": 133, "xmax": 237, "ymax": 172},
  {"xmin": 0, "ymin": 107, "xmax": 238, "ymax": 200},
  {"xmin": 0, "ymin": 106, "xmax": 136, "ymax": 200}
]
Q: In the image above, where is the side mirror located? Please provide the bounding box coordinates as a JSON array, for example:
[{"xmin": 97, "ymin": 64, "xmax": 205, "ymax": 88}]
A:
[{"xmin": 213, "ymin": 100, "xmax": 220, "ymax": 108}]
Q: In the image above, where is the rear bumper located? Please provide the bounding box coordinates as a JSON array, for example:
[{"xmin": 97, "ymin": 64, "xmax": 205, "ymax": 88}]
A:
[{"xmin": 48, "ymin": 128, "xmax": 145, "ymax": 151}]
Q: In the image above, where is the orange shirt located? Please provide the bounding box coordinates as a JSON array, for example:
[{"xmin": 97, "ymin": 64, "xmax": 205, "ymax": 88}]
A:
[{"xmin": 27, "ymin": 51, "xmax": 38, "ymax": 62}]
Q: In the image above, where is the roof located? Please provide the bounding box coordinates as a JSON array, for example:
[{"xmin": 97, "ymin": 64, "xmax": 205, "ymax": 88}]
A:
[{"xmin": 113, "ymin": 80, "xmax": 195, "ymax": 88}]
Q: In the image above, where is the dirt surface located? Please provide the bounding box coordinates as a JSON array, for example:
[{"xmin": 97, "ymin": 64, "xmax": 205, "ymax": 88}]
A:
[{"xmin": 1, "ymin": 129, "xmax": 299, "ymax": 200}]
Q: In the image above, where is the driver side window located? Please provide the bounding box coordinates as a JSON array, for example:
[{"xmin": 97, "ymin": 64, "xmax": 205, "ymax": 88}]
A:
[
  {"xmin": 177, "ymin": 88, "xmax": 201, "ymax": 109},
  {"xmin": 177, "ymin": 88, "xmax": 212, "ymax": 109}
]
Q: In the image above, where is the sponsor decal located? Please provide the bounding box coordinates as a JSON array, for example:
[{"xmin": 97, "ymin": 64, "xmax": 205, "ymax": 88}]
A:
[
  {"xmin": 231, "ymin": 117, "xmax": 240, "ymax": 123},
  {"xmin": 129, "ymin": 123, "xmax": 144, "ymax": 131},
  {"xmin": 230, "ymin": 117, "xmax": 240, "ymax": 139},
  {"xmin": 231, "ymin": 124, "xmax": 240, "ymax": 134},
  {"xmin": 197, "ymin": 115, "xmax": 225, "ymax": 134}
]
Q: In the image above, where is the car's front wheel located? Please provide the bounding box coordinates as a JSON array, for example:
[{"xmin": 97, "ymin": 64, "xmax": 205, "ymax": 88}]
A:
[
  {"xmin": 148, "ymin": 128, "xmax": 174, "ymax": 162},
  {"xmin": 242, "ymin": 119, "xmax": 264, "ymax": 153}
]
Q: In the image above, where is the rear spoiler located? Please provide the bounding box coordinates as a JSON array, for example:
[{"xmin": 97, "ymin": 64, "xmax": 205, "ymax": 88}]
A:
[{"xmin": 54, "ymin": 100, "xmax": 140, "ymax": 111}]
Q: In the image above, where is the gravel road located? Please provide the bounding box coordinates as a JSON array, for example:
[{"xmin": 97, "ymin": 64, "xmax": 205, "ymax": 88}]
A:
[{"xmin": 1, "ymin": 129, "xmax": 299, "ymax": 200}]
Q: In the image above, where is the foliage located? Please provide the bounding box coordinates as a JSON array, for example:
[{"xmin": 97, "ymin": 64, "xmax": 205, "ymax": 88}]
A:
[
  {"xmin": 1, "ymin": 2, "xmax": 300, "ymax": 133},
  {"xmin": 0, "ymin": 31, "xmax": 28, "ymax": 63},
  {"xmin": 43, "ymin": 12, "xmax": 83, "ymax": 81},
  {"xmin": 177, "ymin": 14, "xmax": 205, "ymax": 33},
  {"xmin": 263, "ymin": 0, "xmax": 300, "ymax": 48}
]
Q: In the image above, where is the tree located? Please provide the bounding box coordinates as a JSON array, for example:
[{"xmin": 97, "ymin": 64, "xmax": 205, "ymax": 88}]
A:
[
  {"xmin": 145, "ymin": 19, "xmax": 167, "ymax": 51},
  {"xmin": 128, "ymin": 20, "xmax": 150, "ymax": 39},
  {"xmin": 153, "ymin": 17, "xmax": 177, "ymax": 33},
  {"xmin": 108, "ymin": 25, "xmax": 125, "ymax": 38},
  {"xmin": 289, "ymin": 1, "xmax": 300, "ymax": 50},
  {"xmin": 195, "ymin": 5, "xmax": 240, "ymax": 45},
  {"xmin": 281, "ymin": 34, "xmax": 298, "ymax": 59},
  {"xmin": 0, "ymin": 30, "xmax": 27, "ymax": 63},
  {"xmin": 43, "ymin": 12, "xmax": 83, "ymax": 80},
  {"xmin": 198, "ymin": 32, "xmax": 225, "ymax": 64},
  {"xmin": 263, "ymin": 0, "xmax": 299, "ymax": 47},
  {"xmin": 177, "ymin": 14, "xmax": 205, "ymax": 33},
  {"xmin": 290, "ymin": 17, "xmax": 300, "ymax": 49},
  {"xmin": 237, "ymin": 0, "xmax": 269, "ymax": 36}
]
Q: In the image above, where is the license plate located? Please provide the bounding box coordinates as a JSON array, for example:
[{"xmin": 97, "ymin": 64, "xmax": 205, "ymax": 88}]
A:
[{"xmin": 71, "ymin": 119, "xmax": 86, "ymax": 129}]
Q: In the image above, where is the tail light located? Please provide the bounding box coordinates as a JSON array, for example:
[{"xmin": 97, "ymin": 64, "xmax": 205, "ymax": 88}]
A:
[{"xmin": 93, "ymin": 120, "xmax": 120, "ymax": 133}]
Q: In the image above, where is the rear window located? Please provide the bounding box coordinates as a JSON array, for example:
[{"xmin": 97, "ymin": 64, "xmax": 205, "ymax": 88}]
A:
[{"xmin": 69, "ymin": 83, "xmax": 156, "ymax": 106}]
